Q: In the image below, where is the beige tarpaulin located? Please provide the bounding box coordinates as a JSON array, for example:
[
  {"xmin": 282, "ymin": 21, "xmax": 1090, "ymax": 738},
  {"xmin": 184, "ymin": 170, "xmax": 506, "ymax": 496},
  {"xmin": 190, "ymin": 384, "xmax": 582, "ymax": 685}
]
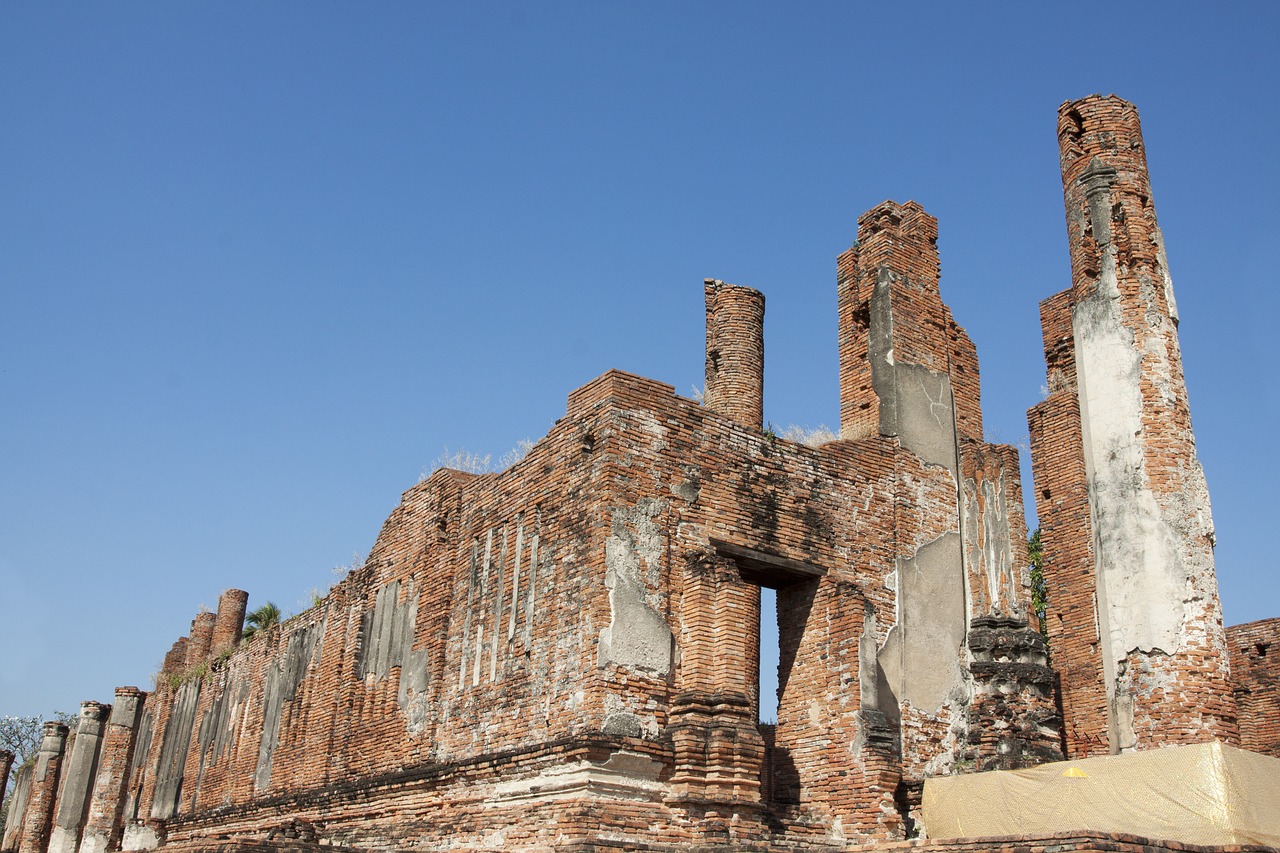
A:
[{"xmin": 923, "ymin": 742, "xmax": 1280, "ymax": 846}]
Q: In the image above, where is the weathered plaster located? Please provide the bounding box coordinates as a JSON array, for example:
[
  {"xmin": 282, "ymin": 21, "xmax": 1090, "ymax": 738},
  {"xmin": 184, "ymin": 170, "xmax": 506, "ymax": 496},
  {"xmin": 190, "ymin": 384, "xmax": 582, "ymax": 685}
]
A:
[
  {"xmin": 961, "ymin": 467, "xmax": 1021, "ymax": 618},
  {"xmin": 879, "ymin": 533, "xmax": 968, "ymax": 718},
  {"xmin": 868, "ymin": 273, "xmax": 958, "ymax": 474},
  {"xmin": 598, "ymin": 498, "xmax": 673, "ymax": 677},
  {"xmin": 48, "ymin": 703, "xmax": 109, "ymax": 853},
  {"xmin": 254, "ymin": 616, "xmax": 326, "ymax": 792},
  {"xmin": 1073, "ymin": 191, "xmax": 1188, "ymax": 750},
  {"xmin": 358, "ymin": 579, "xmax": 431, "ymax": 733},
  {"xmin": 152, "ymin": 682, "xmax": 200, "ymax": 819}
]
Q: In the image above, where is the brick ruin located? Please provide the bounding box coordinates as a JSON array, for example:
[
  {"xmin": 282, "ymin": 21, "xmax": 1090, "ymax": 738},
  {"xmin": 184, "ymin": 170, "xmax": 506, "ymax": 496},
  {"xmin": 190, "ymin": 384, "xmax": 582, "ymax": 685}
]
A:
[
  {"xmin": 4, "ymin": 96, "xmax": 1276, "ymax": 853},
  {"xmin": 1228, "ymin": 618, "xmax": 1280, "ymax": 758},
  {"xmin": 1026, "ymin": 95, "xmax": 1242, "ymax": 761}
]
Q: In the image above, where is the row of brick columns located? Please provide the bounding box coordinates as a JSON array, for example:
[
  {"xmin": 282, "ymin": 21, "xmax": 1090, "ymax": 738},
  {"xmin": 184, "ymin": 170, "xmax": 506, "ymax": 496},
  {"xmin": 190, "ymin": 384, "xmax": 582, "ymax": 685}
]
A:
[
  {"xmin": 3, "ymin": 590, "xmax": 247, "ymax": 853},
  {"xmin": 4, "ymin": 694, "xmax": 143, "ymax": 853}
]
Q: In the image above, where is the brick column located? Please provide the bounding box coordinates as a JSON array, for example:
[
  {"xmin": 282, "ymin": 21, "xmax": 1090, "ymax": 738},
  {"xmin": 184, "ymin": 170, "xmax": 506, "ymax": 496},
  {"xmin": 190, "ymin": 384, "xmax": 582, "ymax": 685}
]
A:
[
  {"xmin": 130, "ymin": 688, "xmax": 172, "ymax": 836},
  {"xmin": 669, "ymin": 552, "xmax": 764, "ymax": 842},
  {"xmin": 47, "ymin": 703, "xmax": 110, "ymax": 853},
  {"xmin": 1034, "ymin": 95, "xmax": 1237, "ymax": 753},
  {"xmin": 703, "ymin": 279, "xmax": 765, "ymax": 431},
  {"xmin": 184, "ymin": 612, "xmax": 216, "ymax": 668},
  {"xmin": 79, "ymin": 688, "xmax": 146, "ymax": 853},
  {"xmin": 210, "ymin": 589, "xmax": 248, "ymax": 658},
  {"xmin": 3, "ymin": 761, "xmax": 34, "ymax": 852},
  {"xmin": 16, "ymin": 722, "xmax": 68, "ymax": 853},
  {"xmin": 159, "ymin": 638, "xmax": 188, "ymax": 678},
  {"xmin": 1028, "ymin": 290, "xmax": 1107, "ymax": 757},
  {"xmin": 0, "ymin": 750, "xmax": 13, "ymax": 814}
]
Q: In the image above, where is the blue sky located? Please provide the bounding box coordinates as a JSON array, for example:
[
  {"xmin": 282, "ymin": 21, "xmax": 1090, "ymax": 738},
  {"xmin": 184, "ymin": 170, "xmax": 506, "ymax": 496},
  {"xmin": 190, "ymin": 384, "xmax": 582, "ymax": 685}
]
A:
[{"xmin": 2, "ymin": 3, "xmax": 1277, "ymax": 721}]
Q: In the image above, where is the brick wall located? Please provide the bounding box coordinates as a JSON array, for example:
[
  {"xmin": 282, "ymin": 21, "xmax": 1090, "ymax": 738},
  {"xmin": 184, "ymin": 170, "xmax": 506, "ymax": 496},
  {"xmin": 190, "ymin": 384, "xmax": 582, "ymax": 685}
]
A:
[
  {"xmin": 1227, "ymin": 618, "xmax": 1280, "ymax": 758},
  {"xmin": 1027, "ymin": 289, "xmax": 1105, "ymax": 757},
  {"xmin": 105, "ymin": 372, "xmax": 907, "ymax": 847},
  {"xmin": 59, "ymin": 227, "xmax": 1047, "ymax": 850}
]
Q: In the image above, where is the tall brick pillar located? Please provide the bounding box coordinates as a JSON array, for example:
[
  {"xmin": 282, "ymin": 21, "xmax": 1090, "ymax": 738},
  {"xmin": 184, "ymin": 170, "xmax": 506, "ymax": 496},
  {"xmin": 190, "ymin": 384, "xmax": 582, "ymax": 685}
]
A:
[
  {"xmin": 210, "ymin": 590, "xmax": 248, "ymax": 658},
  {"xmin": 703, "ymin": 279, "xmax": 764, "ymax": 431},
  {"xmin": 131, "ymin": 688, "xmax": 173, "ymax": 838},
  {"xmin": 1028, "ymin": 290, "xmax": 1105, "ymax": 756},
  {"xmin": 16, "ymin": 722, "xmax": 68, "ymax": 853},
  {"xmin": 79, "ymin": 688, "xmax": 147, "ymax": 853},
  {"xmin": 184, "ymin": 612, "xmax": 216, "ymax": 668},
  {"xmin": 836, "ymin": 201, "xmax": 1061, "ymax": 795},
  {"xmin": 1030, "ymin": 95, "xmax": 1237, "ymax": 754},
  {"xmin": 837, "ymin": 201, "xmax": 970, "ymax": 782},
  {"xmin": 47, "ymin": 702, "xmax": 109, "ymax": 853}
]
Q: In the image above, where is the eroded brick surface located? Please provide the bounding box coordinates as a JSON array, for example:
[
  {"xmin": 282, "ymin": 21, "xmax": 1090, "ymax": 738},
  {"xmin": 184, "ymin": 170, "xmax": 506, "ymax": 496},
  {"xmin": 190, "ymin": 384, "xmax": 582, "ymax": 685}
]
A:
[
  {"xmin": 16, "ymin": 723, "xmax": 68, "ymax": 853},
  {"xmin": 1228, "ymin": 618, "xmax": 1280, "ymax": 758},
  {"xmin": 1028, "ymin": 95, "xmax": 1238, "ymax": 755}
]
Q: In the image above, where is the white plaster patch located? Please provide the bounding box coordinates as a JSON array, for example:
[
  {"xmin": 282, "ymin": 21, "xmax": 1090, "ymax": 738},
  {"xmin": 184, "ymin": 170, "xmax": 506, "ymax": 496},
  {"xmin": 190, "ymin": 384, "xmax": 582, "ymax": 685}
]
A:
[
  {"xmin": 121, "ymin": 824, "xmax": 160, "ymax": 852},
  {"xmin": 484, "ymin": 750, "xmax": 666, "ymax": 805},
  {"xmin": 1074, "ymin": 255, "xmax": 1187, "ymax": 670},
  {"xmin": 602, "ymin": 692, "xmax": 660, "ymax": 739},
  {"xmin": 598, "ymin": 500, "xmax": 673, "ymax": 676}
]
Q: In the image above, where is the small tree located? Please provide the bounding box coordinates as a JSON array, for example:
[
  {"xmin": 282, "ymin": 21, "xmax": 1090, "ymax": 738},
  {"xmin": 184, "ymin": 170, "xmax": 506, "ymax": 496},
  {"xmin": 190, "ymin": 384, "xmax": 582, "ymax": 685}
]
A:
[
  {"xmin": 0, "ymin": 711, "xmax": 74, "ymax": 835},
  {"xmin": 242, "ymin": 602, "xmax": 281, "ymax": 640},
  {"xmin": 1028, "ymin": 528, "xmax": 1049, "ymax": 648},
  {"xmin": 0, "ymin": 716, "xmax": 44, "ymax": 771}
]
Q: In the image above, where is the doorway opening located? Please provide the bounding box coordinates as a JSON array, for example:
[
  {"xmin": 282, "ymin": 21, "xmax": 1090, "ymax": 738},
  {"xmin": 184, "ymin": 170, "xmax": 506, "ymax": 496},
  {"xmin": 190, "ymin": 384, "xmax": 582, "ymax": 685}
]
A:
[
  {"xmin": 760, "ymin": 586, "xmax": 779, "ymax": 724},
  {"xmin": 710, "ymin": 539, "xmax": 824, "ymax": 810}
]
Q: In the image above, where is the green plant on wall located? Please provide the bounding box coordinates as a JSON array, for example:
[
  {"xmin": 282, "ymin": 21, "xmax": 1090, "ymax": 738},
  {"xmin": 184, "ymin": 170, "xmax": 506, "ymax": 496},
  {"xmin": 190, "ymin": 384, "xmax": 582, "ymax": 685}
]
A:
[
  {"xmin": 1028, "ymin": 528, "xmax": 1049, "ymax": 650},
  {"xmin": 242, "ymin": 601, "xmax": 281, "ymax": 640}
]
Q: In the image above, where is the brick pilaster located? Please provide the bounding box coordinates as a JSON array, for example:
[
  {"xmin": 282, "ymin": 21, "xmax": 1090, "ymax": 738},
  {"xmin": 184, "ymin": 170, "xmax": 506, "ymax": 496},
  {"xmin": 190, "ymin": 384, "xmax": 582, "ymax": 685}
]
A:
[{"xmin": 16, "ymin": 722, "xmax": 68, "ymax": 853}]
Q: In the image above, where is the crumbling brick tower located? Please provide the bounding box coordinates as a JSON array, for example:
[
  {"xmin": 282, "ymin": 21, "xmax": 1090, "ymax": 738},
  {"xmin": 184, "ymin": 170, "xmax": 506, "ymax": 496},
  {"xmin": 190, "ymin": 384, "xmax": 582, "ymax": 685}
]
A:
[
  {"xmin": 1028, "ymin": 95, "xmax": 1238, "ymax": 756},
  {"xmin": 838, "ymin": 202, "xmax": 1060, "ymax": 795}
]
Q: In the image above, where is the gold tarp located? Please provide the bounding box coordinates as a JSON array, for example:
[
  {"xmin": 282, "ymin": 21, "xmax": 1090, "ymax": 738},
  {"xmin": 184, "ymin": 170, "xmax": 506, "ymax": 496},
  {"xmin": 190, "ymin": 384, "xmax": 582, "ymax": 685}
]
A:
[{"xmin": 923, "ymin": 742, "xmax": 1280, "ymax": 846}]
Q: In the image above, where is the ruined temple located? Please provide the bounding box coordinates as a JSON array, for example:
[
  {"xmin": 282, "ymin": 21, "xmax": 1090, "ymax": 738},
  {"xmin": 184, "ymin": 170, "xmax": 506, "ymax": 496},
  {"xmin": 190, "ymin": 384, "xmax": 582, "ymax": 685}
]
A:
[{"xmin": 4, "ymin": 96, "xmax": 1278, "ymax": 853}]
